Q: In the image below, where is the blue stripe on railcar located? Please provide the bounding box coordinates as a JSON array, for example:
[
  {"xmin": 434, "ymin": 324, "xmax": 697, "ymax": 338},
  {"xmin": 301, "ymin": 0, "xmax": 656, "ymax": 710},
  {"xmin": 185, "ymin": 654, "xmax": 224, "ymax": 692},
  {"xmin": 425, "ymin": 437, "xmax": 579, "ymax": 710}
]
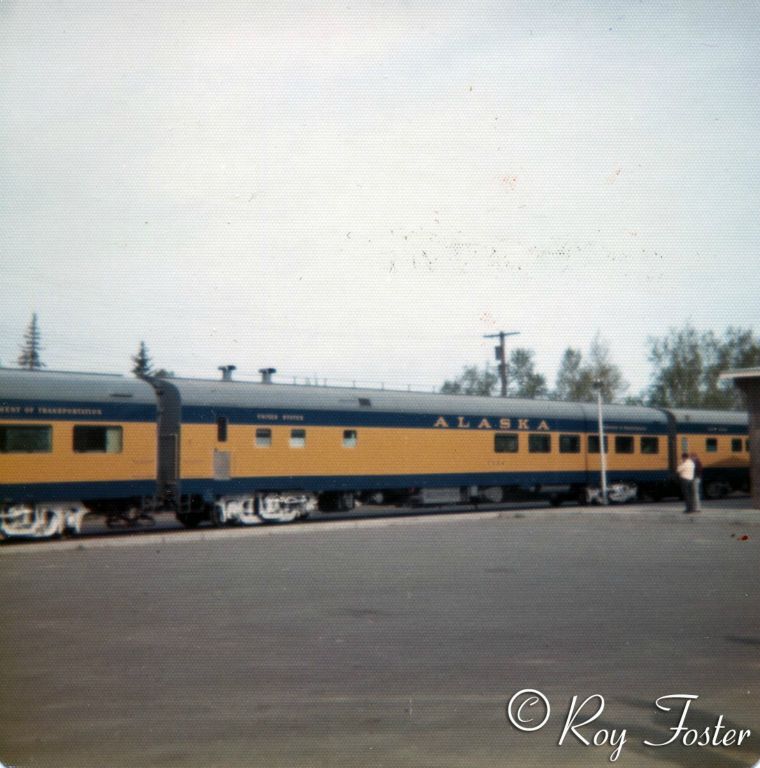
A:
[
  {"xmin": 0, "ymin": 399, "xmax": 157, "ymax": 422},
  {"xmin": 181, "ymin": 469, "xmax": 670, "ymax": 497},
  {"xmin": 675, "ymin": 422, "xmax": 747, "ymax": 435},
  {"xmin": 180, "ymin": 405, "xmax": 668, "ymax": 433},
  {"xmin": 1, "ymin": 470, "xmax": 671, "ymax": 506},
  {"xmin": 0, "ymin": 398, "xmax": 670, "ymax": 434},
  {"xmin": 1, "ymin": 480, "xmax": 158, "ymax": 504}
]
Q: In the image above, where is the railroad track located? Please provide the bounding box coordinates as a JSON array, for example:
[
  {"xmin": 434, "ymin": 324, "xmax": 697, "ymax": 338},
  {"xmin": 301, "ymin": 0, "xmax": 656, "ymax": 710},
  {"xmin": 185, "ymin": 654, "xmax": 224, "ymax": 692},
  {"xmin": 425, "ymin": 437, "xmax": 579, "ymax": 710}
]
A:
[{"xmin": 2, "ymin": 495, "xmax": 719, "ymax": 549}]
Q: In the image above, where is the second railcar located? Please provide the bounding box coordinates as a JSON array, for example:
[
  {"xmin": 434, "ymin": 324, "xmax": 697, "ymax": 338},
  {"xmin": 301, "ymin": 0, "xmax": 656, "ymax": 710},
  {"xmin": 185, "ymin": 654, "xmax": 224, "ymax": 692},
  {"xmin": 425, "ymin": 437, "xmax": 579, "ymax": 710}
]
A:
[{"xmin": 154, "ymin": 378, "xmax": 674, "ymax": 525}]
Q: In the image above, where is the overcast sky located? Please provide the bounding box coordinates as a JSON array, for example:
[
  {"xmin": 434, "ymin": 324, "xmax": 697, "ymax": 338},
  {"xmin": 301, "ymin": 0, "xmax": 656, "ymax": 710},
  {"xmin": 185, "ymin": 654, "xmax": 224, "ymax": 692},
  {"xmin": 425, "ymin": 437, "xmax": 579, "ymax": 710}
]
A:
[{"xmin": 1, "ymin": 1, "xmax": 758, "ymax": 395}]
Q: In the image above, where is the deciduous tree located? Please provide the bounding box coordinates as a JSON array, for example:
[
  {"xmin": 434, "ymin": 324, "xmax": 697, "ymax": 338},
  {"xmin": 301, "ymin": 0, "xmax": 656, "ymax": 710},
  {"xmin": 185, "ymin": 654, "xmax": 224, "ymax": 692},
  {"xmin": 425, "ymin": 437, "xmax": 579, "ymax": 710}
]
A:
[
  {"xmin": 441, "ymin": 364, "xmax": 498, "ymax": 396},
  {"xmin": 647, "ymin": 325, "xmax": 760, "ymax": 409},
  {"xmin": 552, "ymin": 335, "xmax": 627, "ymax": 402},
  {"xmin": 587, "ymin": 333, "xmax": 628, "ymax": 402},
  {"xmin": 507, "ymin": 348, "xmax": 547, "ymax": 398},
  {"xmin": 553, "ymin": 348, "xmax": 593, "ymax": 401}
]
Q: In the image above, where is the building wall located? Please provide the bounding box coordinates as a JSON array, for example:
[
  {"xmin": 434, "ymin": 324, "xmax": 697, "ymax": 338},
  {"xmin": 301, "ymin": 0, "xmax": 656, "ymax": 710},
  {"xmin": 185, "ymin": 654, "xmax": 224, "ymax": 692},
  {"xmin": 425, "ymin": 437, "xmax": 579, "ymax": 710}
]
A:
[{"xmin": 735, "ymin": 379, "xmax": 760, "ymax": 509}]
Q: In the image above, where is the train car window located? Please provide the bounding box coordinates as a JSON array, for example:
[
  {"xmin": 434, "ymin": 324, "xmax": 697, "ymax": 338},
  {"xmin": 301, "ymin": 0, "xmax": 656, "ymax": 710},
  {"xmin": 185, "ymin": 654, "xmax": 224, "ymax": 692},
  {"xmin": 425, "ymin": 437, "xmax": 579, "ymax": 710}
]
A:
[
  {"xmin": 640, "ymin": 436, "xmax": 659, "ymax": 454},
  {"xmin": 0, "ymin": 424, "xmax": 52, "ymax": 453},
  {"xmin": 494, "ymin": 433, "xmax": 518, "ymax": 453},
  {"xmin": 588, "ymin": 435, "xmax": 609, "ymax": 453},
  {"xmin": 290, "ymin": 429, "xmax": 306, "ymax": 448},
  {"xmin": 528, "ymin": 434, "xmax": 551, "ymax": 453},
  {"xmin": 559, "ymin": 434, "xmax": 580, "ymax": 453},
  {"xmin": 731, "ymin": 438, "xmax": 742, "ymax": 452},
  {"xmin": 615, "ymin": 436, "xmax": 634, "ymax": 454},
  {"xmin": 747, "ymin": 439, "xmax": 751, "ymax": 452},
  {"xmin": 343, "ymin": 430, "xmax": 358, "ymax": 448},
  {"xmin": 705, "ymin": 438, "xmax": 718, "ymax": 453},
  {"xmin": 255, "ymin": 428, "xmax": 272, "ymax": 447},
  {"xmin": 73, "ymin": 426, "xmax": 123, "ymax": 453},
  {"xmin": 217, "ymin": 417, "xmax": 228, "ymax": 443}
]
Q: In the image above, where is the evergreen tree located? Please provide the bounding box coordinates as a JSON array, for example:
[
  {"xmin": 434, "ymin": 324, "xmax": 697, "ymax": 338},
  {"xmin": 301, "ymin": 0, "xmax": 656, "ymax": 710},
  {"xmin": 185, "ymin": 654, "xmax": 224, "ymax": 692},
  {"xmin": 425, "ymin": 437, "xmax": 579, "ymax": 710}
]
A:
[
  {"xmin": 17, "ymin": 313, "xmax": 45, "ymax": 370},
  {"xmin": 131, "ymin": 341, "xmax": 153, "ymax": 378}
]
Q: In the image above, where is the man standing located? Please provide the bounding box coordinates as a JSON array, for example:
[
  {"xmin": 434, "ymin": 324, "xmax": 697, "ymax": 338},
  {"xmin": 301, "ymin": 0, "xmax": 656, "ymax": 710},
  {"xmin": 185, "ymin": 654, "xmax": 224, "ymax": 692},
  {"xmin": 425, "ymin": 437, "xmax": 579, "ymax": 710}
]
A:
[
  {"xmin": 690, "ymin": 453, "xmax": 703, "ymax": 512},
  {"xmin": 677, "ymin": 453, "xmax": 696, "ymax": 513}
]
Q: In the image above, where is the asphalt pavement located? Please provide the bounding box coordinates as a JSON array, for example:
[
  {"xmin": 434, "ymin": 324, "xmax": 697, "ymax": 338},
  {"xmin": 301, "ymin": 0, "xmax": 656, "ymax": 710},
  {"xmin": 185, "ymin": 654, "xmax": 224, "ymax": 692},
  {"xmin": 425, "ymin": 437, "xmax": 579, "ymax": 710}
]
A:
[{"xmin": 1, "ymin": 498, "xmax": 759, "ymax": 768}]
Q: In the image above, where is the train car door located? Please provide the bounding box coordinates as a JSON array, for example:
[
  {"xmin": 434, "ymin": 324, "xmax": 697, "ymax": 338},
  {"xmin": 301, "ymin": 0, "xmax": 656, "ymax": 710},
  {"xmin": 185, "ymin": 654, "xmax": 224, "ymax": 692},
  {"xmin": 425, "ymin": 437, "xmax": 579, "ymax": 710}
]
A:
[{"xmin": 149, "ymin": 378, "xmax": 182, "ymax": 506}]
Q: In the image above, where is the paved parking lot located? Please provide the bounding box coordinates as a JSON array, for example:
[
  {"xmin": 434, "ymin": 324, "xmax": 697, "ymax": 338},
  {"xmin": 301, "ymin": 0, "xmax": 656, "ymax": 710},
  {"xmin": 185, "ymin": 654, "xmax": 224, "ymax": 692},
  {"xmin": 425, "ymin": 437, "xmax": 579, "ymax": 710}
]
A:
[{"xmin": 1, "ymin": 499, "xmax": 759, "ymax": 768}]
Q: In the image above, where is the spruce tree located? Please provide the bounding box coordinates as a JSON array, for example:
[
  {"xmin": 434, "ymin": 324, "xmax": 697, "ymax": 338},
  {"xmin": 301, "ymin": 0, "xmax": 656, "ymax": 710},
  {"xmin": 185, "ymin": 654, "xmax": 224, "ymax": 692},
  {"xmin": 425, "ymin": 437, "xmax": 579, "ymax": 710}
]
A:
[
  {"xmin": 17, "ymin": 313, "xmax": 45, "ymax": 370},
  {"xmin": 131, "ymin": 341, "xmax": 153, "ymax": 377}
]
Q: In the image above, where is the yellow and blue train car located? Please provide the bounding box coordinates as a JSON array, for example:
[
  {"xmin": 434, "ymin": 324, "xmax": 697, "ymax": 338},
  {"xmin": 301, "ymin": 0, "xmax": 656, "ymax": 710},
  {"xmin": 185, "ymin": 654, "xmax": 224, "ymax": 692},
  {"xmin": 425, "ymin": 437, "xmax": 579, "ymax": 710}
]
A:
[
  {"xmin": 1, "ymin": 369, "xmax": 750, "ymax": 537},
  {"xmin": 159, "ymin": 378, "xmax": 675, "ymax": 524},
  {"xmin": 0, "ymin": 370, "xmax": 158, "ymax": 537},
  {"xmin": 670, "ymin": 408, "xmax": 751, "ymax": 498}
]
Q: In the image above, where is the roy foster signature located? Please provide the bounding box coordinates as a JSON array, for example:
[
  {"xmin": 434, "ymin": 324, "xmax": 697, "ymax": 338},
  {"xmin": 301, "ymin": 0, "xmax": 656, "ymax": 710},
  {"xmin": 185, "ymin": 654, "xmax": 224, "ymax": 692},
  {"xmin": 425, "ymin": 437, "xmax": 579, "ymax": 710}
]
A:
[{"xmin": 507, "ymin": 690, "xmax": 751, "ymax": 763}]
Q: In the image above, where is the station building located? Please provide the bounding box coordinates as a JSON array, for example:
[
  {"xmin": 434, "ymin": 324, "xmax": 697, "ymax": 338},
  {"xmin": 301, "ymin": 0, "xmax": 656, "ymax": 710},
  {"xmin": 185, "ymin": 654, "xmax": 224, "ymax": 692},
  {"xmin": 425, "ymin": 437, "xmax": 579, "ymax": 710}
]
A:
[{"xmin": 721, "ymin": 368, "xmax": 760, "ymax": 509}]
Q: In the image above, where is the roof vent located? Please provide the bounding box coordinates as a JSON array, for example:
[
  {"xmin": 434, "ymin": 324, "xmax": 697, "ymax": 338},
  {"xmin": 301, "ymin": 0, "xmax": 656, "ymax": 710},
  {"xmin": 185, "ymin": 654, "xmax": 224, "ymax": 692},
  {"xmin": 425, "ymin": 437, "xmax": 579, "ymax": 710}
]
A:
[
  {"xmin": 218, "ymin": 365, "xmax": 236, "ymax": 382},
  {"xmin": 259, "ymin": 367, "xmax": 277, "ymax": 384}
]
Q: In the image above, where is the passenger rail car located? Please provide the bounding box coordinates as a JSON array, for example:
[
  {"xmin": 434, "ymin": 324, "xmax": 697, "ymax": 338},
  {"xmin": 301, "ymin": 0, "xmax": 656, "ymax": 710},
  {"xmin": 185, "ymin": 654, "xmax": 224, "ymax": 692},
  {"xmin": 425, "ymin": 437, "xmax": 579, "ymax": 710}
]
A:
[
  {"xmin": 0, "ymin": 369, "xmax": 750, "ymax": 539},
  {"xmin": 0, "ymin": 371, "xmax": 158, "ymax": 538},
  {"xmin": 670, "ymin": 408, "xmax": 751, "ymax": 499}
]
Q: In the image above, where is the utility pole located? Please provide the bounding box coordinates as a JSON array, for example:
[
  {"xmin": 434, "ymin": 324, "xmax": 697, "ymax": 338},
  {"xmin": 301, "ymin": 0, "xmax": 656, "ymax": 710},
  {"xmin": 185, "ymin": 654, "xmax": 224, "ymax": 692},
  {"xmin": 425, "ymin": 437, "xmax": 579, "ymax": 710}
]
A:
[
  {"xmin": 483, "ymin": 331, "xmax": 520, "ymax": 398},
  {"xmin": 593, "ymin": 379, "xmax": 608, "ymax": 505}
]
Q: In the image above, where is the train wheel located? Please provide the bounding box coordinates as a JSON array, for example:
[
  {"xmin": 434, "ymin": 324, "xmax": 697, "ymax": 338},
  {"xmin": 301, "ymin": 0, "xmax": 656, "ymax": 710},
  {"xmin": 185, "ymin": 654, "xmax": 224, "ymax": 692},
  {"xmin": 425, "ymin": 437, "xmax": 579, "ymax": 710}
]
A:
[
  {"xmin": 607, "ymin": 482, "xmax": 638, "ymax": 504},
  {"xmin": 338, "ymin": 492, "xmax": 355, "ymax": 512},
  {"xmin": 256, "ymin": 494, "xmax": 311, "ymax": 523},
  {"xmin": 318, "ymin": 492, "xmax": 339, "ymax": 512},
  {"xmin": 210, "ymin": 504, "xmax": 227, "ymax": 527},
  {"xmin": 480, "ymin": 486, "xmax": 505, "ymax": 504},
  {"xmin": 177, "ymin": 513, "xmax": 202, "ymax": 529},
  {"xmin": 258, "ymin": 507, "xmax": 298, "ymax": 524},
  {"xmin": 318, "ymin": 492, "xmax": 355, "ymax": 512}
]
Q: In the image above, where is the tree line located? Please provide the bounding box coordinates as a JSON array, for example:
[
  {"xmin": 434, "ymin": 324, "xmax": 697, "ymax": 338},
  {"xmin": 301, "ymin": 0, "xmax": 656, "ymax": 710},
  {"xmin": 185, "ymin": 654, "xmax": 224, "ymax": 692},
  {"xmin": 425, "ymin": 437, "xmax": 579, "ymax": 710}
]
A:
[
  {"xmin": 442, "ymin": 326, "xmax": 760, "ymax": 410},
  {"xmin": 13, "ymin": 315, "xmax": 173, "ymax": 379},
  {"xmin": 10, "ymin": 314, "xmax": 760, "ymax": 409},
  {"xmin": 441, "ymin": 333, "xmax": 627, "ymax": 402}
]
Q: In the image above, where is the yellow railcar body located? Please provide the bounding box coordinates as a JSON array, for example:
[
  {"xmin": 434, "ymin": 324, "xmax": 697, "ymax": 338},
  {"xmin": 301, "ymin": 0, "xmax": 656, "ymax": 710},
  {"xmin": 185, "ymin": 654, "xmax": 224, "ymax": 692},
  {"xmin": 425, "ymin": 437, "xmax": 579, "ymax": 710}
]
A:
[
  {"xmin": 677, "ymin": 432, "xmax": 750, "ymax": 472},
  {"xmin": 179, "ymin": 424, "xmax": 667, "ymax": 481},
  {"xmin": 0, "ymin": 419, "xmax": 157, "ymax": 484}
]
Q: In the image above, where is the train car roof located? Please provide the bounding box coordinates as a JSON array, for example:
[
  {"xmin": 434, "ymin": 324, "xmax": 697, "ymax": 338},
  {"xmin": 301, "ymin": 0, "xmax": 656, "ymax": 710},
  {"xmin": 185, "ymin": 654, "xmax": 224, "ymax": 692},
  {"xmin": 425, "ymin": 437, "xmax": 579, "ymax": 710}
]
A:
[
  {"xmin": 579, "ymin": 402, "xmax": 668, "ymax": 428},
  {"xmin": 3, "ymin": 370, "xmax": 746, "ymax": 427},
  {"xmin": 668, "ymin": 407, "xmax": 748, "ymax": 427},
  {"xmin": 166, "ymin": 376, "xmax": 670, "ymax": 425},
  {"xmin": 0, "ymin": 368, "xmax": 157, "ymax": 405}
]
